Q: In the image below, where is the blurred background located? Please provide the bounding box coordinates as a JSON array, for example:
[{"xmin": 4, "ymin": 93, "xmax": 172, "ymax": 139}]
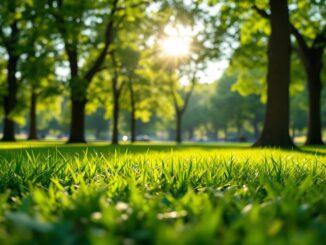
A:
[{"xmin": 0, "ymin": 0, "xmax": 325, "ymax": 145}]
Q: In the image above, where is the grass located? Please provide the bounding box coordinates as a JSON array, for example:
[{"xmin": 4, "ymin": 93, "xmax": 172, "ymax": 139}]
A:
[{"xmin": 0, "ymin": 142, "xmax": 325, "ymax": 244}]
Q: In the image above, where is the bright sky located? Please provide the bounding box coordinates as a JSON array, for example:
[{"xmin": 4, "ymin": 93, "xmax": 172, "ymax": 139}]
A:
[
  {"xmin": 199, "ymin": 60, "xmax": 229, "ymax": 84},
  {"xmin": 161, "ymin": 25, "xmax": 192, "ymax": 57},
  {"xmin": 160, "ymin": 23, "xmax": 230, "ymax": 84},
  {"xmin": 157, "ymin": 1, "xmax": 229, "ymax": 84}
]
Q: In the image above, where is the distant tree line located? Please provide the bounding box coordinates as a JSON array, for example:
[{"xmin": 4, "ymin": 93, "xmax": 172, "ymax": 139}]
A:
[{"xmin": 0, "ymin": 0, "xmax": 325, "ymax": 147}]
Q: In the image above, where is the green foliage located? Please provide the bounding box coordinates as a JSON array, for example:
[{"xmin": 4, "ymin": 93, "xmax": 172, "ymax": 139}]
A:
[
  {"xmin": 289, "ymin": 0, "xmax": 326, "ymax": 46},
  {"xmin": 86, "ymin": 1, "xmax": 161, "ymax": 123},
  {"xmin": 291, "ymin": 89, "xmax": 308, "ymax": 132},
  {"xmin": 183, "ymin": 84, "xmax": 213, "ymax": 135},
  {"xmin": 210, "ymin": 71, "xmax": 265, "ymax": 135},
  {"xmin": 210, "ymin": 0, "xmax": 326, "ymax": 97}
]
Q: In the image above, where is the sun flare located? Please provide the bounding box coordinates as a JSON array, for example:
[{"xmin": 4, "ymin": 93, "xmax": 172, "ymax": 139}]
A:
[{"xmin": 161, "ymin": 25, "xmax": 192, "ymax": 57}]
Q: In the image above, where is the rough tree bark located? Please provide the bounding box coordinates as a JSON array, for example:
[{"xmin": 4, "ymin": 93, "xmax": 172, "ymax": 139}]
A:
[{"xmin": 254, "ymin": 0, "xmax": 294, "ymax": 147}]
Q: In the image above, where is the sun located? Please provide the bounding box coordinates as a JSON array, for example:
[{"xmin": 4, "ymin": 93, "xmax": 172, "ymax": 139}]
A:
[
  {"xmin": 162, "ymin": 36, "xmax": 190, "ymax": 56},
  {"xmin": 161, "ymin": 25, "xmax": 192, "ymax": 57}
]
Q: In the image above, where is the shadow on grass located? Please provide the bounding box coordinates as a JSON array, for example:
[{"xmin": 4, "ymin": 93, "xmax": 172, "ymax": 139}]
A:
[
  {"xmin": 0, "ymin": 141, "xmax": 250, "ymax": 159},
  {"xmin": 296, "ymin": 146, "xmax": 326, "ymax": 157},
  {"xmin": 1, "ymin": 140, "xmax": 326, "ymax": 160}
]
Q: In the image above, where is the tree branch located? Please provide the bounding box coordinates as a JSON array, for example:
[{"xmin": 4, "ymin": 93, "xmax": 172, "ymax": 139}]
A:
[
  {"xmin": 50, "ymin": 0, "xmax": 79, "ymax": 77},
  {"xmin": 84, "ymin": 0, "xmax": 119, "ymax": 83},
  {"xmin": 313, "ymin": 25, "xmax": 326, "ymax": 49},
  {"xmin": 290, "ymin": 25, "xmax": 310, "ymax": 56},
  {"xmin": 116, "ymin": 1, "xmax": 150, "ymax": 11},
  {"xmin": 169, "ymin": 82, "xmax": 180, "ymax": 113},
  {"xmin": 252, "ymin": 5, "xmax": 270, "ymax": 19},
  {"xmin": 181, "ymin": 75, "xmax": 196, "ymax": 114},
  {"xmin": 252, "ymin": 4, "xmax": 310, "ymax": 57},
  {"xmin": 117, "ymin": 80, "xmax": 126, "ymax": 98}
]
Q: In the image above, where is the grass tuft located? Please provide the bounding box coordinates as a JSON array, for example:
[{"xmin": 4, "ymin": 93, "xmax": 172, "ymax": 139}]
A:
[{"xmin": 0, "ymin": 142, "xmax": 325, "ymax": 244}]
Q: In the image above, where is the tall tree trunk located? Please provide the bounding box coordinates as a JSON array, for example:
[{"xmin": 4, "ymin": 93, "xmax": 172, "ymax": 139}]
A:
[
  {"xmin": 2, "ymin": 53, "xmax": 18, "ymax": 142},
  {"xmin": 305, "ymin": 50, "xmax": 323, "ymax": 145},
  {"xmin": 112, "ymin": 93, "xmax": 119, "ymax": 145},
  {"xmin": 54, "ymin": 0, "xmax": 118, "ymax": 144},
  {"xmin": 68, "ymin": 99, "xmax": 86, "ymax": 143},
  {"xmin": 28, "ymin": 91, "xmax": 38, "ymax": 140},
  {"xmin": 66, "ymin": 47, "xmax": 87, "ymax": 143},
  {"xmin": 254, "ymin": 0, "xmax": 293, "ymax": 147},
  {"xmin": 129, "ymin": 82, "xmax": 136, "ymax": 143},
  {"xmin": 252, "ymin": 120, "xmax": 259, "ymax": 140},
  {"xmin": 176, "ymin": 111, "xmax": 182, "ymax": 143},
  {"xmin": 171, "ymin": 79, "xmax": 195, "ymax": 144},
  {"xmin": 130, "ymin": 106, "xmax": 136, "ymax": 143},
  {"xmin": 290, "ymin": 18, "xmax": 325, "ymax": 145}
]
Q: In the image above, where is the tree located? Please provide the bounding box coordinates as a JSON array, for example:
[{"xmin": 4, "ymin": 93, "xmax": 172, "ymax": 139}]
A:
[
  {"xmin": 210, "ymin": 71, "xmax": 265, "ymax": 142},
  {"xmin": 126, "ymin": 50, "xmax": 156, "ymax": 143},
  {"xmin": 0, "ymin": 0, "xmax": 25, "ymax": 141},
  {"xmin": 172, "ymin": 77, "xmax": 195, "ymax": 144},
  {"xmin": 183, "ymin": 84, "xmax": 213, "ymax": 140},
  {"xmin": 109, "ymin": 51, "xmax": 126, "ymax": 145},
  {"xmin": 254, "ymin": 0, "xmax": 293, "ymax": 147},
  {"xmin": 20, "ymin": 19, "xmax": 60, "ymax": 140},
  {"xmin": 108, "ymin": 47, "xmax": 155, "ymax": 144},
  {"xmin": 0, "ymin": 0, "xmax": 50, "ymax": 141},
  {"xmin": 208, "ymin": 0, "xmax": 326, "ymax": 146},
  {"xmin": 290, "ymin": 2, "xmax": 326, "ymax": 145},
  {"xmin": 160, "ymin": 31, "xmax": 208, "ymax": 143},
  {"xmin": 253, "ymin": 1, "xmax": 326, "ymax": 145},
  {"xmin": 48, "ymin": 0, "xmax": 120, "ymax": 143},
  {"xmin": 49, "ymin": 0, "xmax": 150, "ymax": 143},
  {"xmin": 126, "ymin": 60, "xmax": 138, "ymax": 143}
]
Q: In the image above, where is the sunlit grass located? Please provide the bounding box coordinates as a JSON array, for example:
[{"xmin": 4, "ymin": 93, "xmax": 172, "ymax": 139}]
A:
[{"xmin": 0, "ymin": 142, "xmax": 325, "ymax": 244}]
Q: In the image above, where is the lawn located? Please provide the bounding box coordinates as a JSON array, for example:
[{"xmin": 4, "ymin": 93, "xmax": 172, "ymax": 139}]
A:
[{"xmin": 0, "ymin": 142, "xmax": 325, "ymax": 244}]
